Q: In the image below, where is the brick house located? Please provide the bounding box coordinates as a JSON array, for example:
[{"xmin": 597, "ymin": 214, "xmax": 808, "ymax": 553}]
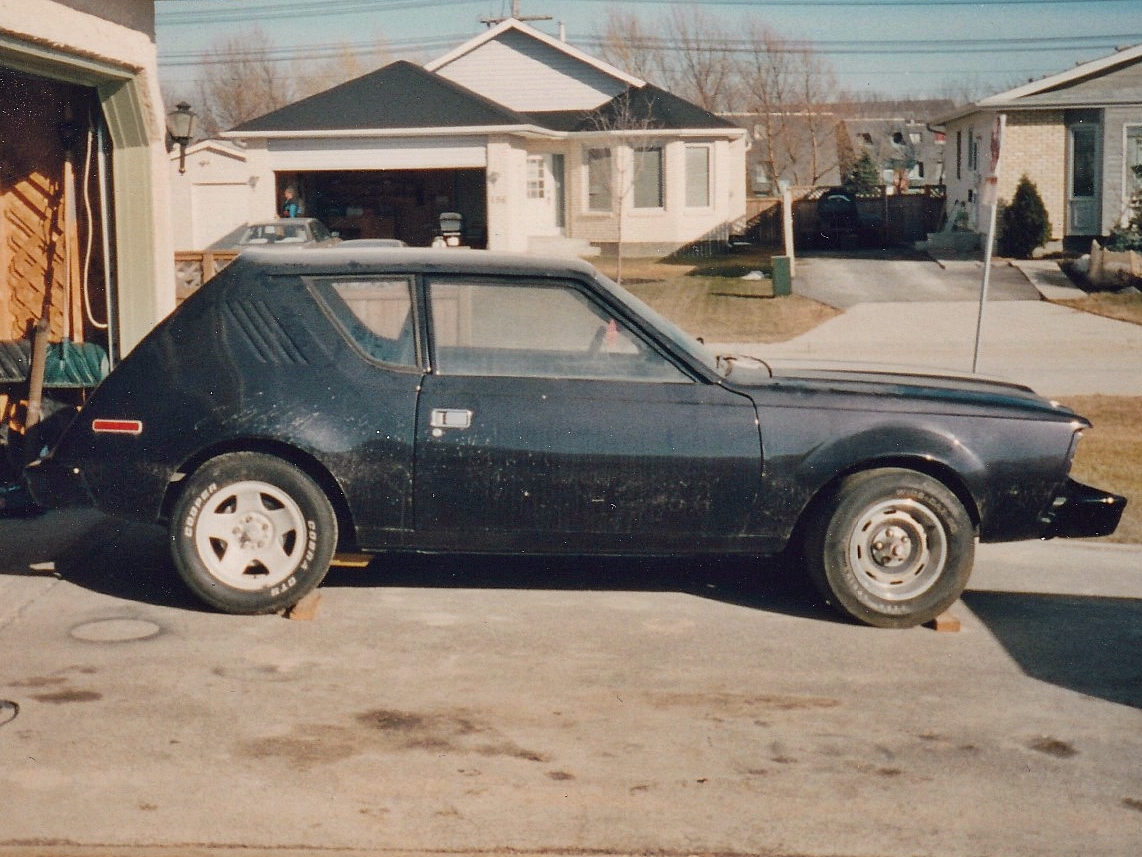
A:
[{"xmin": 934, "ymin": 44, "xmax": 1142, "ymax": 251}]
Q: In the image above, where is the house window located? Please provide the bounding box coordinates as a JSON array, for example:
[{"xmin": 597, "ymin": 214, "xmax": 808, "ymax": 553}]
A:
[
  {"xmin": 956, "ymin": 130, "xmax": 962, "ymax": 180},
  {"xmin": 587, "ymin": 147, "xmax": 612, "ymax": 212},
  {"xmin": 527, "ymin": 156, "xmax": 545, "ymax": 200},
  {"xmin": 634, "ymin": 146, "xmax": 664, "ymax": 209},
  {"xmin": 685, "ymin": 145, "xmax": 711, "ymax": 208},
  {"xmin": 967, "ymin": 127, "xmax": 979, "ymax": 172},
  {"xmin": 1126, "ymin": 126, "xmax": 1142, "ymax": 204}
]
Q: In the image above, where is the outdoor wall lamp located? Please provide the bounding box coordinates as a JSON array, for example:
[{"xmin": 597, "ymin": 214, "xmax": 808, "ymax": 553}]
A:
[{"xmin": 166, "ymin": 102, "xmax": 198, "ymax": 174}]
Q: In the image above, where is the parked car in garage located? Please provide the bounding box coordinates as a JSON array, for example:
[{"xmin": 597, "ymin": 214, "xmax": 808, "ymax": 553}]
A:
[
  {"xmin": 225, "ymin": 218, "xmax": 340, "ymax": 249},
  {"xmin": 23, "ymin": 249, "xmax": 1125, "ymax": 626}
]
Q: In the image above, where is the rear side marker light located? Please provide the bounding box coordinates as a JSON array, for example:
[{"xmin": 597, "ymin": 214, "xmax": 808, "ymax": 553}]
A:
[{"xmin": 92, "ymin": 419, "xmax": 143, "ymax": 435}]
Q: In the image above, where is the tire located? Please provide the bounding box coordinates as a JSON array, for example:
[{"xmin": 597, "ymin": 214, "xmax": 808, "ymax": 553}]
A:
[
  {"xmin": 170, "ymin": 452, "xmax": 337, "ymax": 614},
  {"xmin": 804, "ymin": 468, "xmax": 975, "ymax": 629}
]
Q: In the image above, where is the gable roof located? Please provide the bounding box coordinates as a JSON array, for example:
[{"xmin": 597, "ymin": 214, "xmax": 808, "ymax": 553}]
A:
[
  {"xmin": 426, "ymin": 18, "xmax": 643, "ymax": 89},
  {"xmin": 533, "ymin": 84, "xmax": 738, "ymax": 133},
  {"xmin": 228, "ymin": 60, "xmax": 545, "ymax": 136},
  {"xmin": 934, "ymin": 42, "xmax": 1142, "ymax": 124}
]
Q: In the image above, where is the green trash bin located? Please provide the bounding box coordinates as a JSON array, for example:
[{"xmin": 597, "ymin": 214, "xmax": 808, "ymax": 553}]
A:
[{"xmin": 771, "ymin": 255, "xmax": 792, "ymax": 296}]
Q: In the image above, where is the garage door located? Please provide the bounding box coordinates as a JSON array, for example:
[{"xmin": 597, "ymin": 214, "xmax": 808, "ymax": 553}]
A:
[{"xmin": 191, "ymin": 184, "xmax": 251, "ymax": 249}]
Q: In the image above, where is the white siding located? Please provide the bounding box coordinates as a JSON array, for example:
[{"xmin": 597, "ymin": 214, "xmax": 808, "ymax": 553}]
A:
[
  {"xmin": 435, "ymin": 30, "xmax": 626, "ymax": 112},
  {"xmin": 266, "ymin": 137, "xmax": 488, "ymax": 171}
]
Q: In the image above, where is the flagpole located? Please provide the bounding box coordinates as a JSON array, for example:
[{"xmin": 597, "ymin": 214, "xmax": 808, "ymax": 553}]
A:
[{"xmin": 973, "ymin": 113, "xmax": 1005, "ymax": 373}]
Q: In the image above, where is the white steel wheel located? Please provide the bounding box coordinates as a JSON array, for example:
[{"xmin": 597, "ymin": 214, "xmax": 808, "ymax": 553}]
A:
[
  {"xmin": 171, "ymin": 453, "xmax": 337, "ymax": 614},
  {"xmin": 805, "ymin": 468, "xmax": 975, "ymax": 629}
]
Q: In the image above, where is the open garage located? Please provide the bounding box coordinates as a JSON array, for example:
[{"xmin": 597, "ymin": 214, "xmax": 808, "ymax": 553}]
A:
[{"xmin": 285, "ymin": 167, "xmax": 487, "ymax": 248}]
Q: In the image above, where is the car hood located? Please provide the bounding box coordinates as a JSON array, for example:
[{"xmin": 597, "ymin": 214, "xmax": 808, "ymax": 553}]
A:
[{"xmin": 720, "ymin": 356, "xmax": 1082, "ymax": 422}]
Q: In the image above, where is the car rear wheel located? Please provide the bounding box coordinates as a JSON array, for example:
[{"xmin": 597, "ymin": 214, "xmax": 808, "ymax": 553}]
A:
[
  {"xmin": 170, "ymin": 452, "xmax": 337, "ymax": 614},
  {"xmin": 805, "ymin": 468, "xmax": 975, "ymax": 629}
]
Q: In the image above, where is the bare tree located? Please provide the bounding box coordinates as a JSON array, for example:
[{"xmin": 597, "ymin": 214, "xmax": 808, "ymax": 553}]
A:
[
  {"xmin": 292, "ymin": 37, "xmax": 392, "ymax": 101},
  {"xmin": 195, "ymin": 27, "xmax": 294, "ymax": 135},
  {"xmin": 736, "ymin": 19, "xmax": 840, "ymax": 187},
  {"xmin": 594, "ymin": 9, "xmax": 667, "ymax": 85},
  {"xmin": 583, "ymin": 89, "xmax": 661, "ymax": 285},
  {"xmin": 662, "ymin": 6, "xmax": 736, "ymax": 113}
]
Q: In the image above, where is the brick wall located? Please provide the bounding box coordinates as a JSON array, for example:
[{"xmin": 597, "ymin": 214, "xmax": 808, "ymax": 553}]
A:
[{"xmin": 1001, "ymin": 111, "xmax": 1066, "ymax": 240}]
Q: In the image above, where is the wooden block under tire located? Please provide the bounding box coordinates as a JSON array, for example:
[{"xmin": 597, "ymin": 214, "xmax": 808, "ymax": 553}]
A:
[
  {"xmin": 926, "ymin": 610, "xmax": 961, "ymax": 632},
  {"xmin": 283, "ymin": 590, "xmax": 322, "ymax": 621}
]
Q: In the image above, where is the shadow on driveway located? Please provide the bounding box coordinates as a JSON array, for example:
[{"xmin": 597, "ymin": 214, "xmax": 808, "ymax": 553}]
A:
[
  {"xmin": 961, "ymin": 589, "xmax": 1142, "ymax": 709},
  {"xmin": 1, "ymin": 507, "xmax": 836, "ymax": 623}
]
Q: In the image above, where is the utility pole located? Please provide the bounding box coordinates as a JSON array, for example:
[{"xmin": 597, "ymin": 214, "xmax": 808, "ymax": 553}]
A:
[{"xmin": 480, "ymin": 0, "xmax": 552, "ymax": 26}]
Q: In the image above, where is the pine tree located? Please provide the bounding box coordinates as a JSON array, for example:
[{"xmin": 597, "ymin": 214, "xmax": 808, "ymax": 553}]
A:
[{"xmin": 998, "ymin": 175, "xmax": 1052, "ymax": 259}]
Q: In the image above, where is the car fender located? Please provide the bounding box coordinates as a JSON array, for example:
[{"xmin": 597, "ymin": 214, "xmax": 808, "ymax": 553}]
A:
[{"xmin": 793, "ymin": 421, "xmax": 987, "ymax": 523}]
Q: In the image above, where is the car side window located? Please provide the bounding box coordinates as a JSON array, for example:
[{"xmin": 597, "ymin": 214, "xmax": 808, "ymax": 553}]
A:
[
  {"xmin": 427, "ymin": 278, "xmax": 690, "ymax": 382},
  {"xmin": 309, "ymin": 276, "xmax": 417, "ymax": 367}
]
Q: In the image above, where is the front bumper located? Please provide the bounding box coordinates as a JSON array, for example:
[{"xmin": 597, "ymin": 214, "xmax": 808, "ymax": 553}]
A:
[{"xmin": 1041, "ymin": 478, "xmax": 1127, "ymax": 539}]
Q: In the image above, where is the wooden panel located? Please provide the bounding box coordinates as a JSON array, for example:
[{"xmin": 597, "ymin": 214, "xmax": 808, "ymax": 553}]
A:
[{"xmin": 0, "ymin": 69, "xmax": 104, "ymax": 345}]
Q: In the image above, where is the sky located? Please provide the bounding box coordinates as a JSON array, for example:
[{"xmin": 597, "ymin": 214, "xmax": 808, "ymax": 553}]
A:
[{"xmin": 154, "ymin": 0, "xmax": 1142, "ymax": 102}]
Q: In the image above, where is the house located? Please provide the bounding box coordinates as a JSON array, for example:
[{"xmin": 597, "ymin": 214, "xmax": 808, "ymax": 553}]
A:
[
  {"xmin": 207, "ymin": 18, "xmax": 746, "ymax": 256},
  {"xmin": 934, "ymin": 44, "xmax": 1142, "ymax": 251},
  {"xmin": 724, "ymin": 100, "xmax": 951, "ymax": 194},
  {"xmin": 2, "ymin": 0, "xmax": 175, "ymax": 364}
]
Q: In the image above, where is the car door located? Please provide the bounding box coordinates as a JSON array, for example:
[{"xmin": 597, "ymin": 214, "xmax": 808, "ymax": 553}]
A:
[{"xmin": 412, "ymin": 275, "xmax": 762, "ymax": 553}]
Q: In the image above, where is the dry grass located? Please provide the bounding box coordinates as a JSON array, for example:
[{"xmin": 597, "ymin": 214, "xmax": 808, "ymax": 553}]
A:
[
  {"xmin": 1057, "ymin": 396, "xmax": 1142, "ymax": 544},
  {"xmin": 1057, "ymin": 290, "xmax": 1142, "ymax": 326},
  {"xmin": 600, "ymin": 252, "xmax": 842, "ymax": 344}
]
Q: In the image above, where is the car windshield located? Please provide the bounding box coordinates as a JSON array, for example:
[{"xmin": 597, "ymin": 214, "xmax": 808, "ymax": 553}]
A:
[
  {"xmin": 589, "ymin": 270, "xmax": 725, "ymax": 377},
  {"xmin": 309, "ymin": 221, "xmax": 333, "ymax": 242}
]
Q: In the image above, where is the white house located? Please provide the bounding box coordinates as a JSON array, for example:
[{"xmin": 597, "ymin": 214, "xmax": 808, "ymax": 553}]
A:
[
  {"xmin": 2, "ymin": 0, "xmax": 175, "ymax": 360},
  {"xmin": 198, "ymin": 18, "xmax": 746, "ymax": 257}
]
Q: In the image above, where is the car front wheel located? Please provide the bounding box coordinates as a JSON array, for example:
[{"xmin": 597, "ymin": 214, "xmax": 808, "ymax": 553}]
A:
[
  {"xmin": 170, "ymin": 452, "xmax": 337, "ymax": 614},
  {"xmin": 805, "ymin": 468, "xmax": 975, "ymax": 629}
]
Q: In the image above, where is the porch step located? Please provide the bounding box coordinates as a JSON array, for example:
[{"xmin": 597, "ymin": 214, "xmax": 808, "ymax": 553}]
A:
[{"xmin": 527, "ymin": 235, "xmax": 601, "ymax": 258}]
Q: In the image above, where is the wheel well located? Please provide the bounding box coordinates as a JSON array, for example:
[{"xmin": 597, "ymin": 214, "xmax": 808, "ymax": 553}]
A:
[
  {"xmin": 791, "ymin": 457, "xmax": 981, "ymax": 549},
  {"xmin": 160, "ymin": 439, "xmax": 358, "ymax": 550}
]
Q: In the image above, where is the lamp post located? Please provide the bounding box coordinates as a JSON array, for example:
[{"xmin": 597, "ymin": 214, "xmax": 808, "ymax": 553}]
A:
[{"xmin": 166, "ymin": 102, "xmax": 198, "ymax": 174}]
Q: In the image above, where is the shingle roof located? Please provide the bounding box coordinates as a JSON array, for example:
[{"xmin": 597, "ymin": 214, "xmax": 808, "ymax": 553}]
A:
[{"xmin": 230, "ymin": 60, "xmax": 534, "ymax": 134}]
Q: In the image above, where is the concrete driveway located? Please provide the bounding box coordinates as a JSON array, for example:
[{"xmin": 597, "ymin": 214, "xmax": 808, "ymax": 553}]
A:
[
  {"xmin": 714, "ymin": 251, "xmax": 1142, "ymax": 397},
  {"xmin": 1, "ymin": 512, "xmax": 1141, "ymax": 857}
]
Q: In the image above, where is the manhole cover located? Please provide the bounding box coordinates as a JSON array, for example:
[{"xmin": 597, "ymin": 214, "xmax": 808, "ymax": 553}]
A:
[{"xmin": 70, "ymin": 619, "xmax": 162, "ymax": 643}]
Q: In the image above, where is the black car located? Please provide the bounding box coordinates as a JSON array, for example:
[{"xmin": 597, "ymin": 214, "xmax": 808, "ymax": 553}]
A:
[{"xmin": 24, "ymin": 249, "xmax": 1125, "ymax": 627}]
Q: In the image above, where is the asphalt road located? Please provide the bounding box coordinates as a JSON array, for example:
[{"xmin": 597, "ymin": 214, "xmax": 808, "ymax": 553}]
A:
[{"xmin": 1, "ymin": 510, "xmax": 1141, "ymax": 857}]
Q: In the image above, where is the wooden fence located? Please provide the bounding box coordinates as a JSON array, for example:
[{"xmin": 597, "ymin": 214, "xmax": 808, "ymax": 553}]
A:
[{"xmin": 174, "ymin": 251, "xmax": 240, "ymax": 301}]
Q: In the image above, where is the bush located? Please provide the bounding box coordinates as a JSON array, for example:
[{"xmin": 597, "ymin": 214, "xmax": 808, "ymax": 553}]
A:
[
  {"xmin": 1108, "ymin": 166, "xmax": 1142, "ymax": 252},
  {"xmin": 842, "ymin": 151, "xmax": 880, "ymax": 195},
  {"xmin": 998, "ymin": 175, "xmax": 1052, "ymax": 258}
]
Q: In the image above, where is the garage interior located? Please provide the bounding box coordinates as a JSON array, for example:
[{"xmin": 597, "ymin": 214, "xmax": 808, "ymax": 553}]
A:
[
  {"xmin": 284, "ymin": 168, "xmax": 487, "ymax": 248},
  {"xmin": 1, "ymin": 67, "xmax": 113, "ymax": 466}
]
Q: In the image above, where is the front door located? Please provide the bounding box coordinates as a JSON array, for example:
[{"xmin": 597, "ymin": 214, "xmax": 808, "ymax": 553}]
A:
[
  {"xmin": 413, "ymin": 275, "xmax": 761, "ymax": 553},
  {"xmin": 1067, "ymin": 121, "xmax": 1101, "ymax": 237},
  {"xmin": 524, "ymin": 154, "xmax": 565, "ymax": 236}
]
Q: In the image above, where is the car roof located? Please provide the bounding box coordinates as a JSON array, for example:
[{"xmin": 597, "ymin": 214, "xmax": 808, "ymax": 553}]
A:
[{"xmin": 234, "ymin": 247, "xmax": 602, "ymax": 280}]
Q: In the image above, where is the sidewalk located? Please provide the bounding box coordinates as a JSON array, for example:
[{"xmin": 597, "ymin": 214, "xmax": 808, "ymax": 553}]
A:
[{"xmin": 713, "ymin": 253, "xmax": 1142, "ymax": 397}]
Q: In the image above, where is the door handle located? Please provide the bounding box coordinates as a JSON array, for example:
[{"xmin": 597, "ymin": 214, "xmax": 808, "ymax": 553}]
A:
[{"xmin": 430, "ymin": 408, "xmax": 472, "ymax": 430}]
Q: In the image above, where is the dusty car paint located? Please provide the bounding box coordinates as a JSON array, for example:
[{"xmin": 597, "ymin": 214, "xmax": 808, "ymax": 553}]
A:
[{"xmin": 23, "ymin": 248, "xmax": 1125, "ymax": 620}]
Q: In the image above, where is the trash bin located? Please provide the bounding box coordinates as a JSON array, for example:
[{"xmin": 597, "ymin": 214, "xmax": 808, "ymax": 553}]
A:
[{"xmin": 771, "ymin": 255, "xmax": 792, "ymax": 296}]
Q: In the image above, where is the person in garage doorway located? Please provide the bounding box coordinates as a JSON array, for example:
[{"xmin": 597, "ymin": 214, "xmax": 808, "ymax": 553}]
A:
[{"xmin": 280, "ymin": 186, "xmax": 302, "ymax": 218}]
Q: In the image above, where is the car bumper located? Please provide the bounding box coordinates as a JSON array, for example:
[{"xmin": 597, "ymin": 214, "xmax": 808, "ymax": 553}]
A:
[
  {"xmin": 1041, "ymin": 478, "xmax": 1127, "ymax": 540},
  {"xmin": 21, "ymin": 456, "xmax": 92, "ymax": 509}
]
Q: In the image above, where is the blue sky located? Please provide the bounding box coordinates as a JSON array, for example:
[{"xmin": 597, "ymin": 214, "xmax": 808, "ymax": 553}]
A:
[{"xmin": 155, "ymin": 0, "xmax": 1142, "ymax": 100}]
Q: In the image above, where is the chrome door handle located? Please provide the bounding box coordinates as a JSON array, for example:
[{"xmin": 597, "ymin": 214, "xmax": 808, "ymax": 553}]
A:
[{"xmin": 429, "ymin": 408, "xmax": 472, "ymax": 430}]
